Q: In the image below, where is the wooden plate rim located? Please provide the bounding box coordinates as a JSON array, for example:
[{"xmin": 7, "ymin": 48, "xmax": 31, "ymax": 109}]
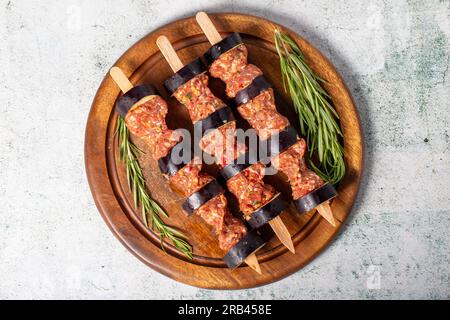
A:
[{"xmin": 84, "ymin": 12, "xmax": 364, "ymax": 289}]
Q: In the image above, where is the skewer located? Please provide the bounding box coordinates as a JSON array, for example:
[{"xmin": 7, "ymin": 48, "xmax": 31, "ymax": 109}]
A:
[
  {"xmin": 110, "ymin": 67, "xmax": 133, "ymax": 92},
  {"xmin": 157, "ymin": 35, "xmax": 295, "ymax": 254},
  {"xmin": 243, "ymin": 253, "xmax": 261, "ymax": 274},
  {"xmin": 195, "ymin": 11, "xmax": 338, "ymax": 228},
  {"xmin": 196, "ymin": 11, "xmax": 222, "ymax": 45},
  {"xmin": 110, "ymin": 66, "xmax": 262, "ymax": 274},
  {"xmin": 268, "ymin": 216, "xmax": 295, "ymax": 252},
  {"xmin": 316, "ymin": 201, "xmax": 336, "ymax": 227}
]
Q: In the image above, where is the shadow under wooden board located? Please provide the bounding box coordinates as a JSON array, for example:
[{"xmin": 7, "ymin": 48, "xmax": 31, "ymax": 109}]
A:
[{"xmin": 85, "ymin": 13, "xmax": 363, "ymax": 289}]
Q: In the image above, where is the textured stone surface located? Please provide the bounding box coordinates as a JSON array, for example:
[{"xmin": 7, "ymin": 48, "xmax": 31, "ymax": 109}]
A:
[{"xmin": 0, "ymin": 0, "xmax": 448, "ymax": 299}]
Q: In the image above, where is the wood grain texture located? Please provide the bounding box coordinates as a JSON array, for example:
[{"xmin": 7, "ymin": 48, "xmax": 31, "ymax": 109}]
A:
[{"xmin": 84, "ymin": 13, "xmax": 364, "ymax": 289}]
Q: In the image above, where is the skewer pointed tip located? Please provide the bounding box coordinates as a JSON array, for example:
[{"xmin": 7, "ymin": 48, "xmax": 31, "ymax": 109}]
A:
[
  {"xmin": 244, "ymin": 253, "xmax": 261, "ymax": 274},
  {"xmin": 287, "ymin": 242, "xmax": 296, "ymax": 254},
  {"xmin": 269, "ymin": 215, "xmax": 295, "ymax": 254},
  {"xmin": 316, "ymin": 202, "xmax": 337, "ymax": 227}
]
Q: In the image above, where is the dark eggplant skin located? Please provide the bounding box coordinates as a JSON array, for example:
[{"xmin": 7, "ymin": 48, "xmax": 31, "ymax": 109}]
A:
[
  {"xmin": 164, "ymin": 58, "xmax": 206, "ymax": 95},
  {"xmin": 157, "ymin": 141, "xmax": 191, "ymax": 177},
  {"xmin": 247, "ymin": 194, "xmax": 287, "ymax": 229},
  {"xmin": 115, "ymin": 84, "xmax": 158, "ymax": 118},
  {"xmin": 181, "ymin": 179, "xmax": 224, "ymax": 215},
  {"xmin": 220, "ymin": 151, "xmax": 252, "ymax": 181},
  {"xmin": 223, "ymin": 229, "xmax": 266, "ymax": 269},
  {"xmin": 294, "ymin": 183, "xmax": 338, "ymax": 214},
  {"xmin": 234, "ymin": 75, "xmax": 271, "ymax": 106},
  {"xmin": 259, "ymin": 126, "xmax": 299, "ymax": 161},
  {"xmin": 194, "ymin": 106, "xmax": 235, "ymax": 136},
  {"xmin": 203, "ymin": 32, "xmax": 243, "ymax": 66}
]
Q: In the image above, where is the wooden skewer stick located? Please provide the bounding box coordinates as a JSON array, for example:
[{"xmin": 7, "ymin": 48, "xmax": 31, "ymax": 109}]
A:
[
  {"xmin": 196, "ymin": 15, "xmax": 297, "ymax": 251},
  {"xmin": 196, "ymin": 12, "xmax": 223, "ymax": 45},
  {"xmin": 156, "ymin": 36, "xmax": 267, "ymax": 273},
  {"xmin": 156, "ymin": 36, "xmax": 184, "ymax": 73},
  {"xmin": 196, "ymin": 11, "xmax": 338, "ymax": 229},
  {"xmin": 269, "ymin": 216, "xmax": 295, "ymax": 253},
  {"xmin": 110, "ymin": 67, "xmax": 134, "ymax": 93},
  {"xmin": 243, "ymin": 253, "xmax": 261, "ymax": 274},
  {"xmin": 157, "ymin": 35, "xmax": 295, "ymax": 255}
]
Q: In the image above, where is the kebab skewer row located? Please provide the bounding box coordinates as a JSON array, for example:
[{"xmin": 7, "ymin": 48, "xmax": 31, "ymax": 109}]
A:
[
  {"xmin": 109, "ymin": 67, "xmax": 265, "ymax": 273},
  {"xmin": 196, "ymin": 12, "xmax": 338, "ymax": 226},
  {"xmin": 156, "ymin": 36, "xmax": 295, "ymax": 253}
]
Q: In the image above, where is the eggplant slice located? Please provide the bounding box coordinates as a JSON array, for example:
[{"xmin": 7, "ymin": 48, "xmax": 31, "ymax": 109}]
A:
[
  {"xmin": 220, "ymin": 151, "xmax": 254, "ymax": 181},
  {"xmin": 223, "ymin": 228, "xmax": 266, "ymax": 269},
  {"xmin": 157, "ymin": 141, "xmax": 191, "ymax": 177},
  {"xmin": 259, "ymin": 126, "xmax": 299, "ymax": 161},
  {"xmin": 234, "ymin": 75, "xmax": 272, "ymax": 106},
  {"xmin": 181, "ymin": 179, "xmax": 224, "ymax": 215},
  {"xmin": 164, "ymin": 58, "xmax": 206, "ymax": 95},
  {"xmin": 194, "ymin": 106, "xmax": 235, "ymax": 136},
  {"xmin": 294, "ymin": 183, "xmax": 338, "ymax": 214},
  {"xmin": 247, "ymin": 193, "xmax": 287, "ymax": 229},
  {"xmin": 115, "ymin": 84, "xmax": 158, "ymax": 118},
  {"xmin": 203, "ymin": 32, "xmax": 244, "ymax": 65}
]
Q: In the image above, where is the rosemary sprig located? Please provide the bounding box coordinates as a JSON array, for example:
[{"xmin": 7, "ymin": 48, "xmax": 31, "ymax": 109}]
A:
[
  {"xmin": 274, "ymin": 30, "xmax": 345, "ymax": 184},
  {"xmin": 116, "ymin": 116, "xmax": 193, "ymax": 259}
]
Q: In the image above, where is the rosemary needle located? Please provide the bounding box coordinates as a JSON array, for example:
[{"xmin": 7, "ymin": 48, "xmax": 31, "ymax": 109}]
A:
[{"xmin": 116, "ymin": 116, "xmax": 193, "ymax": 259}]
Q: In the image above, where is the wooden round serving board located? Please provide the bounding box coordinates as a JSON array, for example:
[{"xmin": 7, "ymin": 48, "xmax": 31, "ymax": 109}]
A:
[{"xmin": 85, "ymin": 13, "xmax": 363, "ymax": 289}]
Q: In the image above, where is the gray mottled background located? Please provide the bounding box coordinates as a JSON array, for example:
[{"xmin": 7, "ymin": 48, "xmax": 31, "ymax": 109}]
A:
[{"xmin": 0, "ymin": 0, "xmax": 449, "ymax": 299}]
